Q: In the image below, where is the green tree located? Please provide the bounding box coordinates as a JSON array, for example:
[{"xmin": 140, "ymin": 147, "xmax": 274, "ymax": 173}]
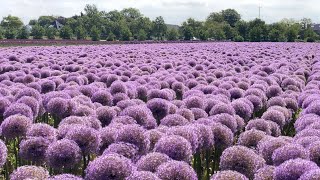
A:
[
  {"xmin": 181, "ymin": 18, "xmax": 203, "ymax": 39},
  {"xmin": 287, "ymin": 25, "xmax": 299, "ymax": 42},
  {"xmin": 221, "ymin": 9, "xmax": 241, "ymax": 27},
  {"xmin": 90, "ymin": 26, "xmax": 101, "ymax": 41},
  {"xmin": 206, "ymin": 23, "xmax": 226, "ymax": 40},
  {"xmin": 248, "ymin": 19, "xmax": 268, "ymax": 42},
  {"xmin": 4, "ymin": 28, "xmax": 17, "ymax": 39},
  {"xmin": 46, "ymin": 27, "xmax": 57, "ymax": 39},
  {"xmin": 31, "ymin": 25, "xmax": 45, "ymax": 39},
  {"xmin": 28, "ymin": 19, "xmax": 38, "ymax": 26},
  {"xmin": 137, "ymin": 29, "xmax": 147, "ymax": 41},
  {"xmin": 0, "ymin": 27, "xmax": 4, "ymax": 39},
  {"xmin": 269, "ymin": 29, "xmax": 282, "ymax": 42},
  {"xmin": 182, "ymin": 26, "xmax": 193, "ymax": 40},
  {"xmin": 152, "ymin": 16, "xmax": 167, "ymax": 40},
  {"xmin": 235, "ymin": 20, "xmax": 249, "ymax": 41},
  {"xmin": 234, "ymin": 35, "xmax": 244, "ymax": 42},
  {"xmin": 75, "ymin": 26, "xmax": 87, "ymax": 40},
  {"xmin": 249, "ymin": 26, "xmax": 263, "ymax": 42},
  {"xmin": 223, "ymin": 23, "xmax": 237, "ymax": 40},
  {"xmin": 38, "ymin": 16, "xmax": 55, "ymax": 27},
  {"xmin": 167, "ymin": 28, "xmax": 179, "ymax": 40},
  {"xmin": 107, "ymin": 32, "xmax": 116, "ymax": 41},
  {"xmin": 206, "ymin": 12, "xmax": 224, "ymax": 23},
  {"xmin": 1, "ymin": 15, "xmax": 23, "ymax": 29},
  {"xmin": 17, "ymin": 26, "xmax": 30, "ymax": 39},
  {"xmin": 59, "ymin": 25, "xmax": 73, "ymax": 39},
  {"xmin": 121, "ymin": 26, "xmax": 132, "ymax": 41}
]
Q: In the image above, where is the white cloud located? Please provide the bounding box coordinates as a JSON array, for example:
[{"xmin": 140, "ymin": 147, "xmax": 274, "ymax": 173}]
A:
[{"xmin": 0, "ymin": 0, "xmax": 319, "ymax": 25}]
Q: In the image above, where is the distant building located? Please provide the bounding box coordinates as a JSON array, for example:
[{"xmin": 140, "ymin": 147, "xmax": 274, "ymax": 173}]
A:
[
  {"xmin": 311, "ymin": 24, "xmax": 320, "ymax": 34},
  {"xmin": 48, "ymin": 20, "xmax": 64, "ymax": 30}
]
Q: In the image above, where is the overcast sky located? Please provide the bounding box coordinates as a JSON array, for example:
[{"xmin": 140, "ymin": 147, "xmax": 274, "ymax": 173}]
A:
[{"xmin": 1, "ymin": 0, "xmax": 320, "ymax": 25}]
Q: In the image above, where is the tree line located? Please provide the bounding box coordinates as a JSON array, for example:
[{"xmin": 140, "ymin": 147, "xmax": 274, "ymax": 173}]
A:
[{"xmin": 0, "ymin": 4, "xmax": 319, "ymax": 42}]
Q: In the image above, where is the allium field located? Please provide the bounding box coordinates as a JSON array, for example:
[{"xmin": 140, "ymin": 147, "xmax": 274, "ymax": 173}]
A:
[{"xmin": 0, "ymin": 42, "xmax": 320, "ymax": 180}]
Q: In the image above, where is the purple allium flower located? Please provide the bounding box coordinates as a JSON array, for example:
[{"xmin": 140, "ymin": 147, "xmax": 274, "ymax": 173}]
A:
[
  {"xmin": 73, "ymin": 105, "xmax": 95, "ymax": 117},
  {"xmin": 237, "ymin": 129, "xmax": 267, "ymax": 149},
  {"xmin": 19, "ymin": 137, "xmax": 50, "ymax": 163},
  {"xmin": 116, "ymin": 124, "xmax": 149, "ymax": 154},
  {"xmin": 137, "ymin": 86, "xmax": 148, "ymax": 102},
  {"xmin": 284, "ymin": 97, "xmax": 298, "ymax": 112},
  {"xmin": 229, "ymin": 87, "xmax": 245, "ymax": 100},
  {"xmin": 136, "ymin": 152, "xmax": 171, "ymax": 172},
  {"xmin": 84, "ymin": 116, "xmax": 102, "ymax": 130},
  {"xmin": 209, "ymin": 103, "xmax": 235, "ymax": 116},
  {"xmin": 126, "ymin": 171, "xmax": 161, "ymax": 180},
  {"xmin": 3, "ymin": 103, "xmax": 33, "ymax": 120},
  {"xmin": 110, "ymin": 81, "xmax": 127, "ymax": 95},
  {"xmin": 15, "ymin": 87, "xmax": 41, "ymax": 101},
  {"xmin": 160, "ymin": 114, "xmax": 189, "ymax": 127},
  {"xmin": 211, "ymin": 113, "xmax": 238, "ymax": 133},
  {"xmin": 91, "ymin": 91, "xmax": 113, "ymax": 106},
  {"xmin": 144, "ymin": 129, "xmax": 164, "ymax": 151},
  {"xmin": 99, "ymin": 126, "xmax": 118, "ymax": 154},
  {"xmin": 49, "ymin": 174, "xmax": 83, "ymax": 180},
  {"xmin": 294, "ymin": 114, "xmax": 320, "ymax": 133},
  {"xmin": 192, "ymin": 123, "xmax": 214, "ymax": 150},
  {"xmin": 220, "ymin": 145, "xmax": 265, "ymax": 179},
  {"xmin": 294, "ymin": 136, "xmax": 320, "ymax": 148},
  {"xmin": 190, "ymin": 108, "xmax": 208, "ymax": 120},
  {"xmin": 0, "ymin": 140, "xmax": 7, "ymax": 168},
  {"xmin": 176, "ymin": 108, "xmax": 195, "ymax": 122},
  {"xmin": 166, "ymin": 126, "xmax": 199, "ymax": 153},
  {"xmin": 253, "ymin": 165, "xmax": 275, "ymax": 180},
  {"xmin": 59, "ymin": 116, "xmax": 89, "ymax": 127},
  {"xmin": 266, "ymin": 85, "xmax": 282, "ymax": 98},
  {"xmin": 245, "ymin": 119, "xmax": 272, "ymax": 135},
  {"xmin": 307, "ymin": 141, "xmax": 320, "ymax": 166},
  {"xmin": 65, "ymin": 126, "xmax": 100, "ymax": 155},
  {"xmin": 246, "ymin": 95, "xmax": 263, "ymax": 112},
  {"xmin": 10, "ymin": 165, "xmax": 49, "ymax": 180},
  {"xmin": 304, "ymin": 102, "xmax": 320, "ymax": 116},
  {"xmin": 1, "ymin": 115, "xmax": 32, "ymax": 139},
  {"xmin": 111, "ymin": 115, "xmax": 137, "ymax": 125},
  {"xmin": 261, "ymin": 110, "xmax": 286, "ymax": 128},
  {"xmin": 257, "ymin": 136, "xmax": 289, "ymax": 164},
  {"xmin": 46, "ymin": 139, "xmax": 81, "ymax": 169},
  {"xmin": 96, "ymin": 106, "xmax": 117, "ymax": 127},
  {"xmin": 147, "ymin": 98, "xmax": 170, "ymax": 121},
  {"xmin": 103, "ymin": 142, "xmax": 139, "ymax": 160},
  {"xmin": 184, "ymin": 96, "xmax": 206, "ymax": 109},
  {"xmin": 156, "ymin": 160, "xmax": 197, "ymax": 180},
  {"xmin": 272, "ymin": 143, "xmax": 309, "ymax": 166},
  {"xmin": 120, "ymin": 105, "xmax": 156, "ymax": 128},
  {"xmin": 299, "ymin": 169, "xmax": 320, "ymax": 180},
  {"xmin": 0, "ymin": 97, "xmax": 10, "ymax": 118},
  {"xmin": 211, "ymin": 123, "xmax": 234, "ymax": 150},
  {"xmin": 274, "ymin": 158, "xmax": 318, "ymax": 180},
  {"xmin": 267, "ymin": 120, "xmax": 282, "ymax": 137},
  {"xmin": 46, "ymin": 97, "xmax": 70, "ymax": 118},
  {"xmin": 295, "ymin": 128, "xmax": 320, "ymax": 139},
  {"xmin": 154, "ymin": 135, "xmax": 192, "ymax": 162},
  {"xmin": 210, "ymin": 170, "xmax": 249, "ymax": 180},
  {"xmin": 147, "ymin": 89, "xmax": 171, "ymax": 101},
  {"xmin": 16, "ymin": 96, "xmax": 40, "ymax": 118},
  {"xmin": 41, "ymin": 80, "xmax": 56, "ymax": 93},
  {"xmin": 85, "ymin": 153, "xmax": 133, "ymax": 180}
]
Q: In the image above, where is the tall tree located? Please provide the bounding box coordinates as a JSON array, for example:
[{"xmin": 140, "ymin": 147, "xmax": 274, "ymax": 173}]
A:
[
  {"xmin": 152, "ymin": 16, "xmax": 167, "ymax": 40},
  {"xmin": 221, "ymin": 9, "xmax": 241, "ymax": 27},
  {"xmin": 31, "ymin": 24, "xmax": 45, "ymax": 39},
  {"xmin": 1, "ymin": 15, "xmax": 23, "ymax": 29},
  {"xmin": 17, "ymin": 26, "xmax": 30, "ymax": 39},
  {"xmin": 38, "ymin": 16, "xmax": 55, "ymax": 27},
  {"xmin": 235, "ymin": 20, "xmax": 249, "ymax": 41}
]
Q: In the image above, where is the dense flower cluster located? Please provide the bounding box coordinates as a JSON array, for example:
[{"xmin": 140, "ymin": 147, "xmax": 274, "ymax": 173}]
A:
[{"xmin": 0, "ymin": 42, "xmax": 318, "ymax": 179}]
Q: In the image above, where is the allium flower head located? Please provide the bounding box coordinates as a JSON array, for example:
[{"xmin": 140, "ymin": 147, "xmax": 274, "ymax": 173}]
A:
[
  {"xmin": 274, "ymin": 158, "xmax": 318, "ymax": 180},
  {"xmin": 160, "ymin": 114, "xmax": 189, "ymax": 127},
  {"xmin": 126, "ymin": 171, "xmax": 161, "ymax": 180},
  {"xmin": 210, "ymin": 170, "xmax": 249, "ymax": 180},
  {"xmin": 237, "ymin": 129, "xmax": 266, "ymax": 149},
  {"xmin": 1, "ymin": 115, "xmax": 32, "ymax": 139},
  {"xmin": 176, "ymin": 108, "xmax": 195, "ymax": 122},
  {"xmin": 19, "ymin": 137, "xmax": 50, "ymax": 163},
  {"xmin": 156, "ymin": 160, "xmax": 197, "ymax": 180},
  {"xmin": 144, "ymin": 129, "xmax": 164, "ymax": 151},
  {"xmin": 10, "ymin": 165, "xmax": 49, "ymax": 180},
  {"xmin": 166, "ymin": 126, "xmax": 199, "ymax": 153},
  {"xmin": 91, "ymin": 90, "xmax": 113, "ymax": 106},
  {"xmin": 253, "ymin": 165, "xmax": 275, "ymax": 180},
  {"xmin": 147, "ymin": 98, "xmax": 170, "ymax": 121},
  {"xmin": 272, "ymin": 143, "xmax": 309, "ymax": 166},
  {"xmin": 3, "ymin": 103, "xmax": 33, "ymax": 120},
  {"xmin": 184, "ymin": 96, "xmax": 206, "ymax": 109},
  {"xmin": 85, "ymin": 153, "xmax": 133, "ymax": 180},
  {"xmin": 299, "ymin": 169, "xmax": 320, "ymax": 180},
  {"xmin": 211, "ymin": 113, "xmax": 238, "ymax": 133},
  {"xmin": 220, "ymin": 145, "xmax": 266, "ymax": 179},
  {"xmin": 209, "ymin": 103, "xmax": 235, "ymax": 116},
  {"xmin": 65, "ymin": 126, "xmax": 100, "ymax": 155},
  {"xmin": 211, "ymin": 123, "xmax": 234, "ymax": 150},
  {"xmin": 49, "ymin": 174, "xmax": 83, "ymax": 180},
  {"xmin": 136, "ymin": 152, "xmax": 171, "ymax": 173},
  {"xmin": 154, "ymin": 135, "xmax": 192, "ymax": 162},
  {"xmin": 261, "ymin": 110, "xmax": 286, "ymax": 128},
  {"xmin": 120, "ymin": 105, "xmax": 156, "ymax": 128},
  {"xmin": 257, "ymin": 136, "xmax": 289, "ymax": 164},
  {"xmin": 245, "ymin": 119, "xmax": 272, "ymax": 135},
  {"xmin": 96, "ymin": 106, "xmax": 117, "ymax": 127},
  {"xmin": 0, "ymin": 140, "xmax": 7, "ymax": 168}
]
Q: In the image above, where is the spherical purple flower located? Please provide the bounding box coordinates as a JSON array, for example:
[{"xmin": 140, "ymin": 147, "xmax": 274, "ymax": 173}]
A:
[
  {"xmin": 261, "ymin": 110, "xmax": 286, "ymax": 128},
  {"xmin": 192, "ymin": 123, "xmax": 214, "ymax": 150},
  {"xmin": 237, "ymin": 129, "xmax": 267, "ymax": 149},
  {"xmin": 304, "ymin": 101, "xmax": 320, "ymax": 116},
  {"xmin": 137, "ymin": 86, "xmax": 148, "ymax": 102},
  {"xmin": 1, "ymin": 115, "xmax": 32, "ymax": 139},
  {"xmin": 16, "ymin": 96, "xmax": 40, "ymax": 118},
  {"xmin": 96, "ymin": 106, "xmax": 117, "ymax": 127},
  {"xmin": 231, "ymin": 99, "xmax": 253, "ymax": 121},
  {"xmin": 156, "ymin": 160, "xmax": 197, "ymax": 180},
  {"xmin": 126, "ymin": 171, "xmax": 160, "ymax": 180},
  {"xmin": 266, "ymin": 85, "xmax": 282, "ymax": 98},
  {"xmin": 65, "ymin": 126, "xmax": 100, "ymax": 155},
  {"xmin": 19, "ymin": 137, "xmax": 50, "ymax": 163},
  {"xmin": 46, "ymin": 139, "xmax": 81, "ymax": 169},
  {"xmin": 274, "ymin": 158, "xmax": 318, "ymax": 180},
  {"xmin": 111, "ymin": 115, "xmax": 137, "ymax": 125},
  {"xmin": 246, "ymin": 95, "xmax": 263, "ymax": 112},
  {"xmin": 211, "ymin": 123, "xmax": 234, "ymax": 150},
  {"xmin": 307, "ymin": 141, "xmax": 320, "ymax": 166},
  {"xmin": 144, "ymin": 129, "xmax": 164, "ymax": 151},
  {"xmin": 176, "ymin": 108, "xmax": 195, "ymax": 122},
  {"xmin": 220, "ymin": 145, "xmax": 266, "ymax": 179},
  {"xmin": 0, "ymin": 97, "xmax": 10, "ymax": 118},
  {"xmin": 85, "ymin": 153, "xmax": 133, "ymax": 180},
  {"xmin": 91, "ymin": 91, "xmax": 113, "ymax": 106},
  {"xmin": 295, "ymin": 128, "xmax": 320, "ymax": 139},
  {"xmin": 3, "ymin": 103, "xmax": 33, "ymax": 120},
  {"xmin": 41, "ymin": 80, "xmax": 56, "ymax": 93},
  {"xmin": 136, "ymin": 152, "xmax": 171, "ymax": 173},
  {"xmin": 147, "ymin": 89, "xmax": 171, "ymax": 101},
  {"xmin": 294, "ymin": 114, "xmax": 320, "ymax": 133},
  {"xmin": 166, "ymin": 126, "xmax": 199, "ymax": 153},
  {"xmin": 210, "ymin": 170, "xmax": 249, "ymax": 180},
  {"xmin": 14, "ymin": 87, "xmax": 41, "ymax": 101},
  {"xmin": 49, "ymin": 174, "xmax": 83, "ymax": 180},
  {"xmin": 0, "ymin": 140, "xmax": 7, "ymax": 168},
  {"xmin": 184, "ymin": 96, "xmax": 206, "ymax": 109},
  {"xmin": 245, "ymin": 119, "xmax": 272, "ymax": 135},
  {"xmin": 211, "ymin": 113, "xmax": 238, "ymax": 133},
  {"xmin": 10, "ymin": 165, "xmax": 49, "ymax": 180},
  {"xmin": 299, "ymin": 169, "xmax": 320, "ymax": 180},
  {"xmin": 253, "ymin": 165, "xmax": 275, "ymax": 180},
  {"xmin": 229, "ymin": 87, "xmax": 245, "ymax": 100},
  {"xmin": 160, "ymin": 114, "xmax": 189, "ymax": 127},
  {"xmin": 272, "ymin": 143, "xmax": 309, "ymax": 166},
  {"xmin": 257, "ymin": 136, "xmax": 289, "ymax": 164},
  {"xmin": 46, "ymin": 97, "xmax": 70, "ymax": 117},
  {"xmin": 26, "ymin": 123, "xmax": 56, "ymax": 141},
  {"xmin": 103, "ymin": 142, "xmax": 139, "ymax": 160},
  {"xmin": 294, "ymin": 136, "xmax": 320, "ymax": 148},
  {"xmin": 116, "ymin": 124, "xmax": 149, "ymax": 154},
  {"xmin": 147, "ymin": 98, "xmax": 170, "ymax": 122},
  {"xmin": 154, "ymin": 135, "xmax": 192, "ymax": 162},
  {"xmin": 120, "ymin": 105, "xmax": 156, "ymax": 128},
  {"xmin": 190, "ymin": 108, "xmax": 208, "ymax": 120},
  {"xmin": 209, "ymin": 103, "xmax": 235, "ymax": 116},
  {"xmin": 110, "ymin": 81, "xmax": 127, "ymax": 95}
]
